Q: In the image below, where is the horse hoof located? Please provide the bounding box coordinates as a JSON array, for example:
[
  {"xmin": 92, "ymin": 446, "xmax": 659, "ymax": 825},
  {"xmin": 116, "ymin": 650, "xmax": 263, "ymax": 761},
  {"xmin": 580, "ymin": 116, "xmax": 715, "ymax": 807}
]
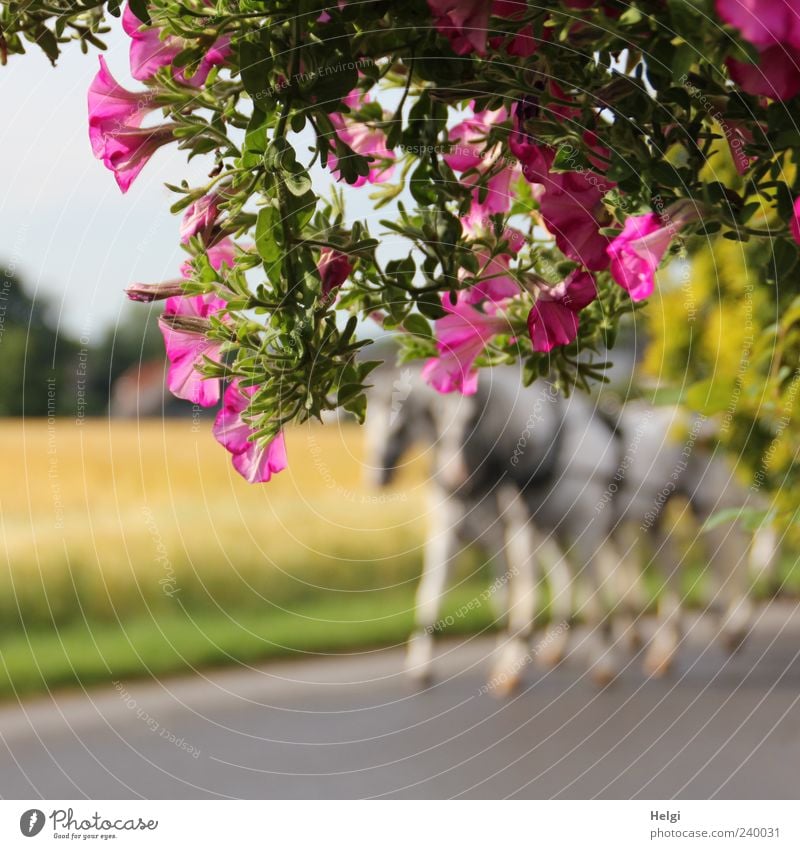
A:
[
  {"xmin": 404, "ymin": 632, "xmax": 435, "ymax": 684},
  {"xmin": 721, "ymin": 628, "xmax": 748, "ymax": 654},
  {"xmin": 643, "ymin": 646, "xmax": 675, "ymax": 678},
  {"xmin": 489, "ymin": 672, "xmax": 521, "ymax": 698},
  {"xmin": 590, "ymin": 662, "xmax": 617, "ymax": 688},
  {"xmin": 720, "ymin": 603, "xmax": 753, "ymax": 654},
  {"xmin": 406, "ymin": 666, "xmax": 433, "ymax": 687},
  {"xmin": 535, "ymin": 628, "xmax": 570, "ymax": 669},
  {"xmin": 626, "ymin": 626, "xmax": 644, "ymax": 652},
  {"xmin": 488, "ymin": 638, "xmax": 529, "ymax": 696}
]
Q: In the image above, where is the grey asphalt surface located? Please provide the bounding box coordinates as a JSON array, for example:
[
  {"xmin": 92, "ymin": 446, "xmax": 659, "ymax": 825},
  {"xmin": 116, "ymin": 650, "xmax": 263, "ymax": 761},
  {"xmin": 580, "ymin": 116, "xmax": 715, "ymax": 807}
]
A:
[{"xmin": 1, "ymin": 601, "xmax": 800, "ymax": 799}]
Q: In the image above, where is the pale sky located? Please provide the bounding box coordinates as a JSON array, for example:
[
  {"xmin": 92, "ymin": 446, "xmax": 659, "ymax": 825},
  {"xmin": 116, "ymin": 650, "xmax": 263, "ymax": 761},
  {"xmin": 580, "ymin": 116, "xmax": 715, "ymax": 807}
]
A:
[{"xmin": 1, "ymin": 24, "xmax": 221, "ymax": 341}]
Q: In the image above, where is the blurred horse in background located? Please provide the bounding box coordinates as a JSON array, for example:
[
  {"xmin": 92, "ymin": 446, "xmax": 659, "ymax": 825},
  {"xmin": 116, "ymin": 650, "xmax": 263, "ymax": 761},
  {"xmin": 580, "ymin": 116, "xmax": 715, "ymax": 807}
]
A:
[{"xmin": 365, "ymin": 362, "xmax": 777, "ymax": 689}]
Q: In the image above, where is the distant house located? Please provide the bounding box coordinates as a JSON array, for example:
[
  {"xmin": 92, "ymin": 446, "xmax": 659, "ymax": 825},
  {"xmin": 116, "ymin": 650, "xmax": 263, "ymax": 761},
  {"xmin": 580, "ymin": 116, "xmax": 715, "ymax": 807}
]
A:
[{"xmin": 110, "ymin": 359, "xmax": 207, "ymax": 418}]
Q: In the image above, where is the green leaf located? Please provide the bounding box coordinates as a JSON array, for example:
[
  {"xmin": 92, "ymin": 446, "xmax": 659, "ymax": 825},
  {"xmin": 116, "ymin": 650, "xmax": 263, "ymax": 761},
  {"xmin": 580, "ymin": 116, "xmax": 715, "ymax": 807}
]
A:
[
  {"xmin": 303, "ymin": 61, "xmax": 358, "ymax": 104},
  {"xmin": 35, "ymin": 27, "xmax": 59, "ymax": 64},
  {"xmin": 410, "ymin": 161, "xmax": 437, "ymax": 206},
  {"xmin": 284, "ymin": 188, "xmax": 317, "ymax": 230},
  {"xmin": 768, "ymin": 238, "xmax": 798, "ymax": 281},
  {"xmin": 333, "ymin": 139, "xmax": 371, "ymax": 185},
  {"xmin": 417, "ymin": 291, "xmax": 446, "ymax": 320},
  {"xmin": 386, "ymin": 256, "xmax": 416, "ymax": 287},
  {"xmin": 265, "ymin": 137, "xmax": 296, "ymax": 172},
  {"xmin": 239, "ymin": 40, "xmax": 273, "ymax": 102},
  {"xmin": 671, "ymin": 43, "xmax": 695, "ymax": 82},
  {"xmin": 685, "ymin": 377, "xmax": 734, "ymax": 415},
  {"xmin": 703, "ymin": 506, "xmax": 775, "ymax": 533},
  {"xmin": 403, "ymin": 314, "xmax": 433, "ymax": 339},
  {"xmin": 128, "ymin": 0, "xmax": 151, "ymax": 25},
  {"xmin": 255, "ymin": 206, "xmax": 282, "ymax": 265},
  {"xmin": 284, "ymin": 163, "xmax": 312, "ymax": 197},
  {"xmin": 337, "ymin": 383, "xmax": 363, "ymax": 405},
  {"xmin": 344, "ymin": 392, "xmax": 368, "ymax": 424},
  {"xmin": 242, "ymin": 108, "xmax": 269, "ymax": 170}
]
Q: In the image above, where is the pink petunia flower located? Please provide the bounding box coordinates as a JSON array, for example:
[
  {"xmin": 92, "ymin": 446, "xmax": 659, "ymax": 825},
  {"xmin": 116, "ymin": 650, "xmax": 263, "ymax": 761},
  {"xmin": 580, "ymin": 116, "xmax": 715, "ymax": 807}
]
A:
[
  {"xmin": 159, "ymin": 293, "xmax": 228, "ymax": 406},
  {"xmin": 88, "ymin": 56, "xmax": 155, "ymax": 153},
  {"xmin": 95, "ymin": 124, "xmax": 176, "ymax": 193},
  {"xmin": 328, "ymin": 90, "xmax": 395, "ymax": 187},
  {"xmin": 717, "ymin": 0, "xmax": 800, "ymax": 100},
  {"xmin": 428, "ymin": 0, "xmax": 543, "ymax": 56},
  {"xmin": 427, "ymin": 0, "xmax": 493, "ymax": 55},
  {"xmin": 461, "ymin": 248, "xmax": 521, "ymax": 304},
  {"xmin": 180, "ymin": 193, "xmax": 221, "ymax": 244},
  {"xmin": 179, "ymin": 237, "xmax": 237, "ymax": 279},
  {"xmin": 158, "ymin": 238, "xmax": 236, "ymax": 406},
  {"xmin": 490, "ymin": 1, "xmax": 541, "ymax": 57},
  {"xmin": 122, "ymin": 4, "xmax": 180, "ymax": 81},
  {"xmin": 122, "ymin": 3, "xmax": 230, "ymax": 85},
  {"xmin": 88, "ymin": 56, "xmax": 175, "ymax": 192},
  {"xmin": 727, "ymin": 46, "xmax": 800, "ymax": 100},
  {"xmin": 213, "ymin": 382, "xmax": 288, "ymax": 483},
  {"xmin": 317, "ymin": 248, "xmax": 353, "ymax": 298},
  {"xmin": 422, "ymin": 294, "xmax": 508, "ymax": 395},
  {"xmin": 527, "ymin": 270, "xmax": 597, "ymax": 352},
  {"xmin": 607, "ymin": 213, "xmax": 676, "ymax": 301},
  {"xmin": 538, "ymin": 171, "xmax": 613, "ymax": 272},
  {"xmin": 510, "ymin": 96, "xmax": 613, "ymax": 271},
  {"xmin": 446, "ymin": 106, "xmax": 520, "ymax": 224},
  {"xmin": 716, "ymin": 0, "xmax": 800, "ymax": 52}
]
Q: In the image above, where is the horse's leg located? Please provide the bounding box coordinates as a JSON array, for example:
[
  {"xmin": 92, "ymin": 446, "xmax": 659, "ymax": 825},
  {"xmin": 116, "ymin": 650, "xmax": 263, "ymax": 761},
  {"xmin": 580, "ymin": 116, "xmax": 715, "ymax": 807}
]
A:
[
  {"xmin": 749, "ymin": 522, "xmax": 779, "ymax": 593},
  {"xmin": 686, "ymin": 458, "xmax": 762, "ymax": 654},
  {"xmin": 642, "ymin": 508, "xmax": 685, "ymax": 678},
  {"xmin": 589, "ymin": 536, "xmax": 633, "ymax": 685},
  {"xmin": 405, "ymin": 486, "xmax": 460, "ymax": 684},
  {"xmin": 567, "ymin": 521, "xmax": 624, "ymax": 687},
  {"xmin": 608, "ymin": 522, "xmax": 648, "ymax": 651},
  {"xmin": 703, "ymin": 519, "xmax": 756, "ymax": 653},
  {"xmin": 535, "ymin": 536, "xmax": 574, "ymax": 668},
  {"xmin": 488, "ymin": 486, "xmax": 537, "ymax": 696}
]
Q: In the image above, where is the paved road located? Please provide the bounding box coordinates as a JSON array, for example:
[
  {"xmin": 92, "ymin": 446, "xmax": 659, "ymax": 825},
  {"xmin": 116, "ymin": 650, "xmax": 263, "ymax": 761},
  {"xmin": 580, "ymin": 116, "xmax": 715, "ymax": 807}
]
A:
[{"xmin": 2, "ymin": 602, "xmax": 800, "ymax": 799}]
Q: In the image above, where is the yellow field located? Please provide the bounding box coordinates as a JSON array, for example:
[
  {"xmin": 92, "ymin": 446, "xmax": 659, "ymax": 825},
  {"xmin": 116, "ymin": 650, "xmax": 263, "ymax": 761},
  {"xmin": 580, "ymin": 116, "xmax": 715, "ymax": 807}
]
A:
[{"xmin": 0, "ymin": 418, "xmax": 431, "ymax": 629}]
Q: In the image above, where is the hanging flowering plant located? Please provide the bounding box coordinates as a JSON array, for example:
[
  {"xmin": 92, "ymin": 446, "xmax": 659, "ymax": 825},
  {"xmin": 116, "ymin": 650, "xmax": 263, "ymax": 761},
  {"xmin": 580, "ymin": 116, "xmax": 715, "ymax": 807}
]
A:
[{"xmin": 3, "ymin": 0, "xmax": 800, "ymax": 485}]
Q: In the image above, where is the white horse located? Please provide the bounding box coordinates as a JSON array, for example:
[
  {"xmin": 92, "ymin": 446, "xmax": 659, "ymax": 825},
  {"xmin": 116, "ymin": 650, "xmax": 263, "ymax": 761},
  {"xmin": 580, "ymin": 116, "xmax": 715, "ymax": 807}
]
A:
[{"xmin": 365, "ymin": 364, "xmax": 775, "ymax": 688}]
